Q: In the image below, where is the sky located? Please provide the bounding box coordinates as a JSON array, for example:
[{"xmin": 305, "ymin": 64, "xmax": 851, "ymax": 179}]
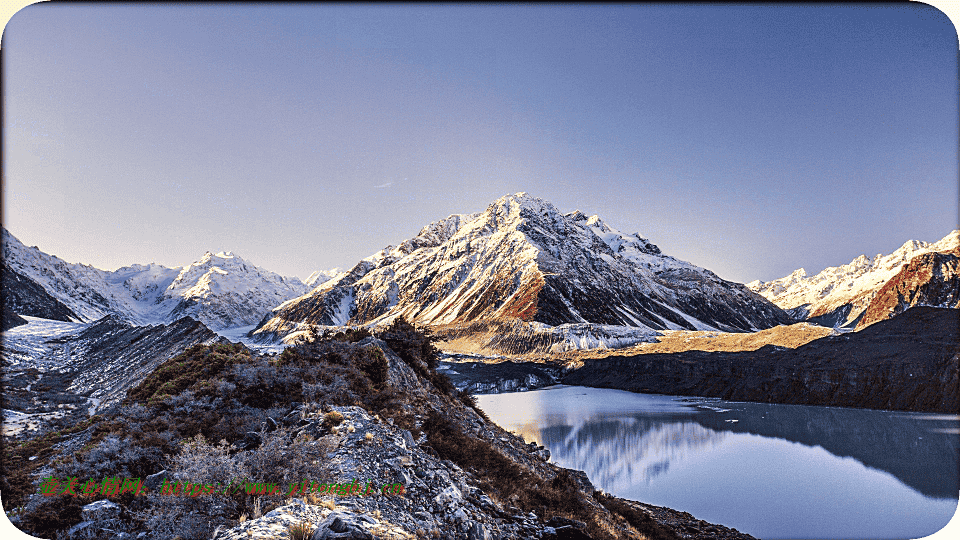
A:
[{"xmin": 2, "ymin": 3, "xmax": 957, "ymax": 284}]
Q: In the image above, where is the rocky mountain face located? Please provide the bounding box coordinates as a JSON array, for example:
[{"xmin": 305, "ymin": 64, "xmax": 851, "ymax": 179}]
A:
[
  {"xmin": 253, "ymin": 193, "xmax": 790, "ymax": 342},
  {"xmin": 748, "ymin": 230, "xmax": 960, "ymax": 327},
  {"xmin": 856, "ymin": 247, "xmax": 960, "ymax": 329},
  {"xmin": 2, "ymin": 260, "xmax": 79, "ymax": 326},
  {"xmin": 562, "ymin": 306, "xmax": 959, "ymax": 414},
  {"xmin": 1, "ymin": 228, "xmax": 128, "ymax": 323},
  {"xmin": 1, "ymin": 307, "xmax": 27, "ymax": 332},
  {"xmin": 1, "ymin": 228, "xmax": 314, "ymax": 330}
]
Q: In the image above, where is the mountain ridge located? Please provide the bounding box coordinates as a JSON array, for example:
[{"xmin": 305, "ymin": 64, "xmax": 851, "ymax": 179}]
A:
[
  {"xmin": 1, "ymin": 228, "xmax": 330, "ymax": 330},
  {"xmin": 747, "ymin": 230, "xmax": 960, "ymax": 327}
]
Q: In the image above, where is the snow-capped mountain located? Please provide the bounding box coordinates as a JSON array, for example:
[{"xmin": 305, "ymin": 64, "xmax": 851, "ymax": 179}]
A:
[
  {"xmin": 304, "ymin": 268, "xmax": 343, "ymax": 288},
  {"xmin": 1, "ymin": 228, "xmax": 312, "ymax": 330},
  {"xmin": 159, "ymin": 251, "xmax": 313, "ymax": 329},
  {"xmin": 747, "ymin": 230, "xmax": 960, "ymax": 327},
  {"xmin": 252, "ymin": 193, "xmax": 790, "ymax": 341}
]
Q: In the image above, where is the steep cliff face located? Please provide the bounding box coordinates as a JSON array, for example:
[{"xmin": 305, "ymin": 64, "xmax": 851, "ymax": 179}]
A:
[
  {"xmin": 253, "ymin": 193, "xmax": 790, "ymax": 342},
  {"xmin": 748, "ymin": 230, "xmax": 959, "ymax": 327},
  {"xmin": 856, "ymin": 248, "xmax": 960, "ymax": 329},
  {"xmin": 562, "ymin": 307, "xmax": 959, "ymax": 413}
]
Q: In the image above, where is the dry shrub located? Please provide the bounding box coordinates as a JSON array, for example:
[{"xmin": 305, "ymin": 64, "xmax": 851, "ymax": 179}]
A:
[
  {"xmin": 421, "ymin": 411, "xmax": 595, "ymax": 529},
  {"xmin": 288, "ymin": 520, "xmax": 315, "ymax": 540}
]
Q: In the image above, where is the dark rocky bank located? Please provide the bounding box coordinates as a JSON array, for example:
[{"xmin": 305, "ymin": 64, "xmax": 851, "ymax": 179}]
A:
[{"xmin": 562, "ymin": 307, "xmax": 959, "ymax": 414}]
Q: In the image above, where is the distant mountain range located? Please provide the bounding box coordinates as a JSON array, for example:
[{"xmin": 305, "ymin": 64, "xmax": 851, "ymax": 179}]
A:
[
  {"xmin": 1, "ymin": 228, "xmax": 338, "ymax": 330},
  {"xmin": 4, "ymin": 195, "xmax": 957, "ymax": 339},
  {"xmin": 748, "ymin": 230, "xmax": 960, "ymax": 328},
  {"xmin": 252, "ymin": 192, "xmax": 791, "ymax": 343}
]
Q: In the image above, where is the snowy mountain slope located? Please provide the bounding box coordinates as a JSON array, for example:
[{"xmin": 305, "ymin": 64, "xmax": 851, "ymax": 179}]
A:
[
  {"xmin": 1, "ymin": 228, "xmax": 311, "ymax": 330},
  {"xmin": 747, "ymin": 230, "xmax": 960, "ymax": 327},
  {"xmin": 2, "ymin": 228, "xmax": 139, "ymax": 323},
  {"xmin": 252, "ymin": 193, "xmax": 790, "ymax": 342},
  {"xmin": 158, "ymin": 251, "xmax": 311, "ymax": 329}
]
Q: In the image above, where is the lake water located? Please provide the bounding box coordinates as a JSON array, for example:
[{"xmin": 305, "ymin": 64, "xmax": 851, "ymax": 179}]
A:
[{"xmin": 475, "ymin": 385, "xmax": 959, "ymax": 539}]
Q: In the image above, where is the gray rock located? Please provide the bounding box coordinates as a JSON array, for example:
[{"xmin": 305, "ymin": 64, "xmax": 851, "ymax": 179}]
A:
[
  {"xmin": 311, "ymin": 512, "xmax": 374, "ymax": 540},
  {"xmin": 402, "ymin": 429, "xmax": 416, "ymax": 449},
  {"xmin": 234, "ymin": 430, "xmax": 262, "ymax": 450},
  {"xmin": 81, "ymin": 499, "xmax": 120, "ymax": 521},
  {"xmin": 468, "ymin": 521, "xmax": 492, "ymax": 540},
  {"xmin": 67, "ymin": 521, "xmax": 93, "ymax": 537},
  {"xmin": 414, "ymin": 511, "xmax": 433, "ymax": 523},
  {"xmin": 144, "ymin": 470, "xmax": 168, "ymax": 491},
  {"xmin": 434, "ymin": 485, "xmax": 462, "ymax": 506}
]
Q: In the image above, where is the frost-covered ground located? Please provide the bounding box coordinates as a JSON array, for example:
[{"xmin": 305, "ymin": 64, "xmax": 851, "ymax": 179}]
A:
[
  {"xmin": 1, "ymin": 317, "xmax": 90, "ymax": 436},
  {"xmin": 1, "ymin": 316, "xmax": 88, "ymax": 371}
]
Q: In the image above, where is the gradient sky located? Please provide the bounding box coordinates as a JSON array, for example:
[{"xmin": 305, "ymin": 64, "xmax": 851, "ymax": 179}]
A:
[{"xmin": 2, "ymin": 4, "xmax": 957, "ymax": 284}]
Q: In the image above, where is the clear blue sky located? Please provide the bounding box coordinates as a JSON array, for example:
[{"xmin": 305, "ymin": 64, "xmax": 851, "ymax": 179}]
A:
[{"xmin": 2, "ymin": 4, "xmax": 957, "ymax": 283}]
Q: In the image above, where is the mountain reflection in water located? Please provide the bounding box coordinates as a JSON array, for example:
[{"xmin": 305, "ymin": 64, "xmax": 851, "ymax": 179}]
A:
[
  {"xmin": 540, "ymin": 418, "xmax": 727, "ymax": 491},
  {"xmin": 476, "ymin": 385, "xmax": 960, "ymax": 539}
]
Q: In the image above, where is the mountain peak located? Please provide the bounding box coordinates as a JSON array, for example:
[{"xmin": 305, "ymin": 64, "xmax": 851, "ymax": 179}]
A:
[{"xmin": 252, "ymin": 193, "xmax": 789, "ymax": 339}]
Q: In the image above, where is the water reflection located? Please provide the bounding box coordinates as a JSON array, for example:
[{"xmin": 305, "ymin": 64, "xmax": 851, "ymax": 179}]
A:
[
  {"xmin": 540, "ymin": 417, "xmax": 727, "ymax": 491},
  {"xmin": 476, "ymin": 385, "xmax": 960, "ymax": 539}
]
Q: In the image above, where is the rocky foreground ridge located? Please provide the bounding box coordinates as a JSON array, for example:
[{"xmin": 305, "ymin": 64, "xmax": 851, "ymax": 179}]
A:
[
  {"xmin": 562, "ymin": 307, "xmax": 959, "ymax": 413},
  {"xmin": 4, "ymin": 320, "xmax": 754, "ymax": 540}
]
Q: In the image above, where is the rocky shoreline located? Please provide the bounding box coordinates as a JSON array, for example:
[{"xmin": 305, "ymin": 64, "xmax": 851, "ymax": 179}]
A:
[
  {"xmin": 210, "ymin": 404, "xmax": 756, "ymax": 540},
  {"xmin": 438, "ymin": 354, "xmax": 562, "ymax": 394}
]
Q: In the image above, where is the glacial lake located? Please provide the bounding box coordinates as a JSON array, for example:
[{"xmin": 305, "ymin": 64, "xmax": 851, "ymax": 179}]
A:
[{"xmin": 475, "ymin": 385, "xmax": 960, "ymax": 539}]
